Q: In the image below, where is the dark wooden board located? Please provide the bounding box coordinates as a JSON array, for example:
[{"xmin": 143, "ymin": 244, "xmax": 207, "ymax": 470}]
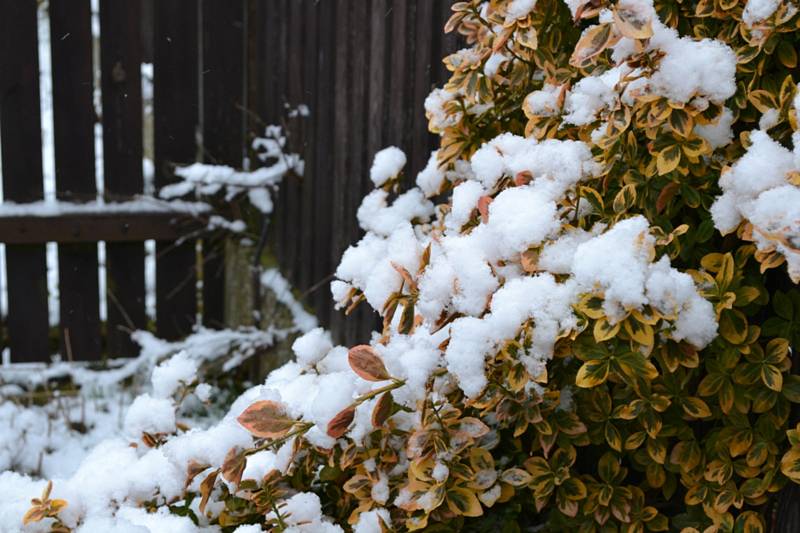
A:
[
  {"xmin": 0, "ymin": 212, "xmax": 205, "ymax": 244},
  {"xmin": 100, "ymin": 0, "xmax": 147, "ymax": 357},
  {"xmin": 153, "ymin": 0, "xmax": 199, "ymax": 340},
  {"xmin": 51, "ymin": 0, "xmax": 101, "ymax": 360},
  {"xmin": 201, "ymin": 0, "xmax": 245, "ymax": 328},
  {"xmin": 0, "ymin": 0, "xmax": 50, "ymax": 362},
  {"xmin": 329, "ymin": 0, "xmax": 350, "ymax": 341},
  {"xmin": 310, "ymin": 0, "xmax": 336, "ymax": 327}
]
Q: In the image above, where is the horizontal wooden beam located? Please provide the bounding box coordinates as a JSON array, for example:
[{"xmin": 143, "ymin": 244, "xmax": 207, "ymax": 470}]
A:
[{"xmin": 0, "ymin": 211, "xmax": 206, "ymax": 244}]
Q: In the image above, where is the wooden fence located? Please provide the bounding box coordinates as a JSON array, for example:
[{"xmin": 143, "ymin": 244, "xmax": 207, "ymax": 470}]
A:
[
  {"xmin": 0, "ymin": 0, "xmax": 457, "ymax": 363},
  {"xmin": 257, "ymin": 0, "xmax": 459, "ymax": 346}
]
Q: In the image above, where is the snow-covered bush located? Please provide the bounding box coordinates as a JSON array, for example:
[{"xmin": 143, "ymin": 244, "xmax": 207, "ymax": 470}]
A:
[{"xmin": 9, "ymin": 0, "xmax": 800, "ymax": 531}]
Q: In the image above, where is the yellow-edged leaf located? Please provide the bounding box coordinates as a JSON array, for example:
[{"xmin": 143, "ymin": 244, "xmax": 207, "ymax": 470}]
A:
[
  {"xmin": 656, "ymin": 145, "xmax": 681, "ymax": 175},
  {"xmin": 576, "ymin": 359, "xmax": 610, "ymax": 388}
]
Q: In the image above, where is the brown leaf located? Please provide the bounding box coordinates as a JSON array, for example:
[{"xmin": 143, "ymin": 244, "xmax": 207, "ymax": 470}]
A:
[
  {"xmin": 327, "ymin": 406, "xmax": 356, "ymax": 438},
  {"xmin": 237, "ymin": 400, "xmax": 296, "ymax": 439},
  {"xmin": 186, "ymin": 459, "xmax": 211, "ymax": 489},
  {"xmin": 22, "ymin": 507, "xmax": 47, "ymax": 525},
  {"xmin": 477, "ymin": 196, "xmax": 493, "ymax": 223},
  {"xmin": 199, "ymin": 469, "xmax": 219, "ymax": 515},
  {"xmin": 656, "ymin": 182, "xmax": 679, "ymax": 213},
  {"xmin": 418, "ymin": 243, "xmax": 432, "ymax": 275},
  {"xmin": 391, "ymin": 261, "xmax": 417, "ymax": 292},
  {"xmin": 521, "ymin": 249, "xmax": 539, "ymax": 273},
  {"xmin": 221, "ymin": 447, "xmax": 247, "ymax": 486},
  {"xmin": 348, "ymin": 345, "xmax": 391, "ymax": 382},
  {"xmin": 372, "ymin": 392, "xmax": 394, "ymax": 427},
  {"xmin": 141, "ymin": 432, "xmax": 160, "ymax": 448}
]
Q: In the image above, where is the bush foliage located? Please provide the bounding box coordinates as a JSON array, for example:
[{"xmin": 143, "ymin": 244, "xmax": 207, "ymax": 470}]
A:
[{"xmin": 219, "ymin": 0, "xmax": 800, "ymax": 531}]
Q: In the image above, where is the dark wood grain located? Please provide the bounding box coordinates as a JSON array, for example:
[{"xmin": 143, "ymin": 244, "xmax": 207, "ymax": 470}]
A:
[
  {"xmin": 153, "ymin": 0, "xmax": 199, "ymax": 340},
  {"xmin": 310, "ymin": 0, "xmax": 336, "ymax": 327},
  {"xmin": 50, "ymin": 0, "xmax": 102, "ymax": 360},
  {"xmin": 100, "ymin": 0, "xmax": 146, "ymax": 357},
  {"xmin": 329, "ymin": 0, "xmax": 350, "ymax": 341},
  {"xmin": 0, "ymin": 0, "xmax": 50, "ymax": 362},
  {"xmin": 201, "ymin": 0, "xmax": 245, "ymax": 328},
  {"xmin": 0, "ymin": 212, "xmax": 205, "ymax": 244}
]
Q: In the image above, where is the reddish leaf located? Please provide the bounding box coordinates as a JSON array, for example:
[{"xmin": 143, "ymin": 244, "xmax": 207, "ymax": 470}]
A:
[
  {"xmin": 514, "ymin": 171, "xmax": 532, "ymax": 186},
  {"xmin": 237, "ymin": 400, "xmax": 296, "ymax": 439},
  {"xmin": 348, "ymin": 345, "xmax": 391, "ymax": 382},
  {"xmin": 477, "ymin": 196, "xmax": 493, "ymax": 223},
  {"xmin": 372, "ymin": 392, "xmax": 394, "ymax": 427},
  {"xmin": 221, "ymin": 447, "xmax": 247, "ymax": 486},
  {"xmin": 656, "ymin": 182, "xmax": 680, "ymax": 213},
  {"xmin": 327, "ymin": 406, "xmax": 356, "ymax": 438}
]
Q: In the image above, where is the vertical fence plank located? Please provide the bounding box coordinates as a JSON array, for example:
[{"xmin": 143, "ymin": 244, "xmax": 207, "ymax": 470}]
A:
[
  {"xmin": 100, "ymin": 0, "xmax": 146, "ymax": 357},
  {"xmin": 280, "ymin": 0, "xmax": 303, "ymax": 289},
  {"xmin": 50, "ymin": 0, "xmax": 102, "ymax": 360},
  {"xmin": 202, "ymin": 0, "xmax": 245, "ymax": 328},
  {"xmin": 437, "ymin": 0, "xmax": 458, "ymax": 86},
  {"xmin": 411, "ymin": 0, "xmax": 435, "ymax": 177},
  {"xmin": 387, "ymin": 0, "xmax": 410, "ymax": 150},
  {"xmin": 310, "ymin": 0, "xmax": 336, "ymax": 328},
  {"xmin": 347, "ymin": 0, "xmax": 376, "ymax": 345},
  {"xmin": 153, "ymin": 0, "xmax": 199, "ymax": 340},
  {"xmin": 272, "ymin": 0, "xmax": 289, "ymax": 288},
  {"xmin": 329, "ymin": 0, "xmax": 351, "ymax": 341},
  {"xmin": 299, "ymin": 0, "xmax": 318, "ymax": 294},
  {"xmin": 0, "ymin": 0, "xmax": 50, "ymax": 362},
  {"xmin": 367, "ymin": 0, "xmax": 389, "ymax": 161}
]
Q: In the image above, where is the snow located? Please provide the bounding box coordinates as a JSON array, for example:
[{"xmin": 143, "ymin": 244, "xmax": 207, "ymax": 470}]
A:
[
  {"xmin": 425, "ymin": 88, "xmax": 460, "ymax": 132},
  {"xmin": 357, "ymin": 188, "xmax": 434, "ymax": 237},
  {"xmin": 124, "ymin": 394, "xmax": 177, "ymax": 437},
  {"xmin": 743, "ymin": 0, "xmax": 780, "ymax": 25},
  {"xmin": 695, "ymin": 107, "xmax": 735, "ymax": 149},
  {"xmin": 150, "ymin": 351, "xmax": 199, "ymax": 399},
  {"xmin": 484, "ymin": 52, "xmax": 510, "ymax": 77},
  {"xmin": 447, "ymin": 181, "xmax": 485, "ymax": 232},
  {"xmin": 644, "ymin": 29, "xmax": 736, "ymax": 104},
  {"xmin": 758, "ymin": 108, "xmax": 780, "ymax": 131},
  {"xmin": 506, "ymin": 0, "xmax": 537, "ymax": 21},
  {"xmin": 261, "ymin": 268, "xmax": 318, "ymax": 333},
  {"xmin": 369, "ymin": 146, "xmax": 407, "ymax": 187},
  {"xmin": 354, "ymin": 508, "xmax": 391, "ymax": 533},
  {"xmin": 524, "ymin": 84, "xmax": 561, "ymax": 117},
  {"xmin": 415, "ymin": 151, "xmax": 447, "ymax": 196},
  {"xmin": 711, "ymin": 128, "xmax": 795, "ymax": 225},
  {"xmin": 291, "ymin": 327, "xmax": 333, "ymax": 367},
  {"xmin": 563, "ymin": 68, "xmax": 622, "ymax": 126},
  {"xmin": 0, "ymin": 198, "xmax": 210, "ymax": 218}
]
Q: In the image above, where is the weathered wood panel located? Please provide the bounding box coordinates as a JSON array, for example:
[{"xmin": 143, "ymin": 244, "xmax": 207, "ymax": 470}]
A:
[
  {"xmin": 153, "ymin": 0, "xmax": 200, "ymax": 340},
  {"xmin": 0, "ymin": 0, "xmax": 50, "ymax": 362},
  {"xmin": 50, "ymin": 0, "xmax": 102, "ymax": 360},
  {"xmin": 100, "ymin": 0, "xmax": 146, "ymax": 357},
  {"xmin": 265, "ymin": 0, "xmax": 460, "ymax": 344},
  {"xmin": 201, "ymin": 0, "xmax": 245, "ymax": 329}
]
